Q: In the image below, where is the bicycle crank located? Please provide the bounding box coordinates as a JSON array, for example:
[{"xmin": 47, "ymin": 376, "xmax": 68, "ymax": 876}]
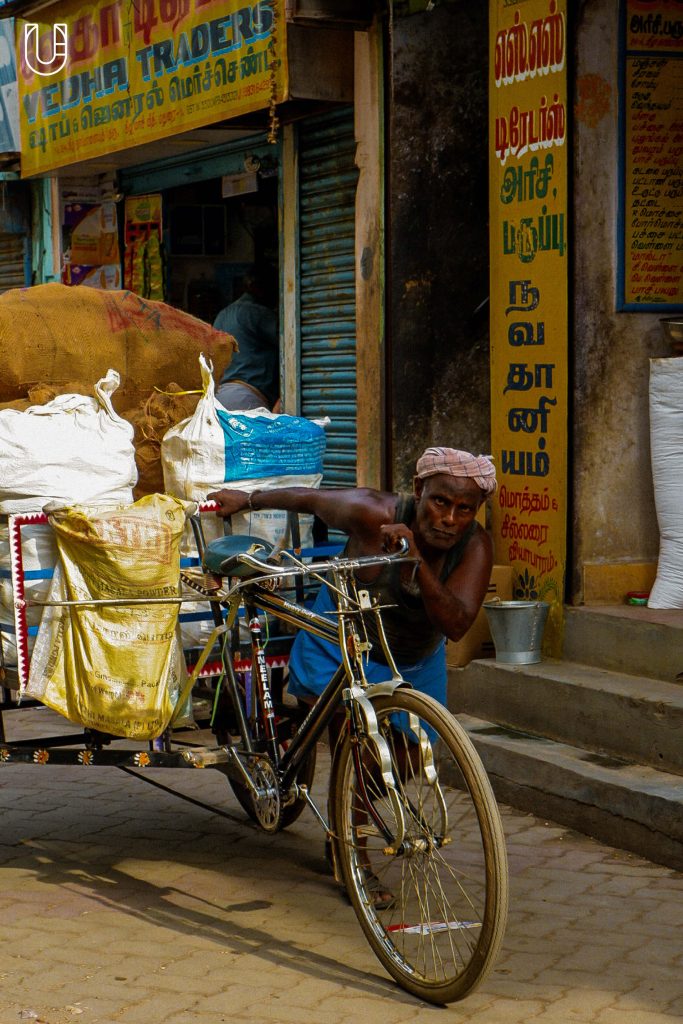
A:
[{"xmin": 247, "ymin": 757, "xmax": 283, "ymax": 832}]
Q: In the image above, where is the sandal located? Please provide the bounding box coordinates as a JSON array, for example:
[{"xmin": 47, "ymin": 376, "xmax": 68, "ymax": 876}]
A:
[
  {"xmin": 363, "ymin": 870, "xmax": 396, "ymax": 912},
  {"xmin": 326, "ymin": 837, "xmax": 395, "ymax": 910}
]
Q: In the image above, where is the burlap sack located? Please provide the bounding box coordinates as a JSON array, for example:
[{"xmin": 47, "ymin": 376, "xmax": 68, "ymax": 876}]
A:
[
  {"xmin": 0, "ymin": 283, "xmax": 235, "ymax": 412},
  {"xmin": 129, "ymin": 384, "xmax": 201, "ymax": 499}
]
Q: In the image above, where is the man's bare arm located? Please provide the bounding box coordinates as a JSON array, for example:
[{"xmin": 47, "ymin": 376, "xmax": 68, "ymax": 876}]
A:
[
  {"xmin": 207, "ymin": 485, "xmax": 392, "ymax": 540},
  {"xmin": 417, "ymin": 531, "xmax": 493, "ymax": 641}
]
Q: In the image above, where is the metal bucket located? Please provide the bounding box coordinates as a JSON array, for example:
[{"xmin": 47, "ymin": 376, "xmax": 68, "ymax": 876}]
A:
[{"xmin": 483, "ymin": 600, "xmax": 550, "ymax": 665}]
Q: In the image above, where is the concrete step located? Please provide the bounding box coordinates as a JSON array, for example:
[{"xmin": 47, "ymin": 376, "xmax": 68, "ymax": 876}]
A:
[
  {"xmin": 562, "ymin": 605, "xmax": 683, "ymax": 682},
  {"xmin": 457, "ymin": 713, "xmax": 683, "ymax": 872},
  {"xmin": 449, "ymin": 658, "xmax": 683, "ymax": 775}
]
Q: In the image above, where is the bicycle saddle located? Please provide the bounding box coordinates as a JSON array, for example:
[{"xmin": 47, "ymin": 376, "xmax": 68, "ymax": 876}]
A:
[{"xmin": 202, "ymin": 534, "xmax": 276, "ymax": 577}]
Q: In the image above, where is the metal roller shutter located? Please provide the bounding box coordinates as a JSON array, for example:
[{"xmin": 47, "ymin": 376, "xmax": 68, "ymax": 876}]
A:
[
  {"xmin": 298, "ymin": 108, "xmax": 358, "ymax": 488},
  {"xmin": 0, "ymin": 234, "xmax": 28, "ymax": 293}
]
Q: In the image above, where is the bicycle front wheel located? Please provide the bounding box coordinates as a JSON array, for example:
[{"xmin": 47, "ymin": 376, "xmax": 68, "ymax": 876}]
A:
[{"xmin": 330, "ymin": 689, "xmax": 508, "ymax": 1005}]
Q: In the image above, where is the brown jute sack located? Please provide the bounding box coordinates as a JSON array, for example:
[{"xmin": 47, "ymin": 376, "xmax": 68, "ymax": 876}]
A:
[
  {"xmin": 129, "ymin": 384, "xmax": 201, "ymax": 499},
  {"xmin": 0, "ymin": 283, "xmax": 235, "ymax": 412}
]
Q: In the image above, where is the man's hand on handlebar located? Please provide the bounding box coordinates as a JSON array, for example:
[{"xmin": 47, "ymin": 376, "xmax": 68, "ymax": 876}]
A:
[
  {"xmin": 207, "ymin": 488, "xmax": 250, "ymax": 518},
  {"xmin": 380, "ymin": 524, "xmax": 418, "ymax": 560}
]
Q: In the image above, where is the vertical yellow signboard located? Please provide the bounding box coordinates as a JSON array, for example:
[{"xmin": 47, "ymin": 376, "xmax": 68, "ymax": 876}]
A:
[{"xmin": 489, "ymin": 0, "xmax": 569, "ymax": 652}]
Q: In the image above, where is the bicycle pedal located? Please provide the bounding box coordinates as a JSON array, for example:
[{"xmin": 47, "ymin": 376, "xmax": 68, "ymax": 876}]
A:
[
  {"xmin": 181, "ymin": 569, "xmax": 223, "ymax": 596},
  {"xmin": 181, "ymin": 746, "xmax": 230, "ymax": 767}
]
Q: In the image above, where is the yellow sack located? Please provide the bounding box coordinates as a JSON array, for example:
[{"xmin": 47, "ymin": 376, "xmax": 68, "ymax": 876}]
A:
[{"xmin": 25, "ymin": 494, "xmax": 196, "ymax": 740}]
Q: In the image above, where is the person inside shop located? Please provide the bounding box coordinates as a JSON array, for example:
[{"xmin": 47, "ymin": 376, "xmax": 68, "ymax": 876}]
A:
[
  {"xmin": 208, "ymin": 446, "xmax": 497, "ymax": 710},
  {"xmin": 213, "ymin": 264, "xmax": 279, "ymax": 411}
]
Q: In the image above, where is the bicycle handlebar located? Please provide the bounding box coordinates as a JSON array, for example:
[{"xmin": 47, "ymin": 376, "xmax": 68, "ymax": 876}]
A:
[{"xmin": 229, "ymin": 536, "xmax": 415, "ymax": 586}]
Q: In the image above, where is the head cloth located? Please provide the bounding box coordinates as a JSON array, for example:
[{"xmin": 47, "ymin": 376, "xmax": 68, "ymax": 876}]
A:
[{"xmin": 415, "ymin": 447, "xmax": 497, "ymax": 496}]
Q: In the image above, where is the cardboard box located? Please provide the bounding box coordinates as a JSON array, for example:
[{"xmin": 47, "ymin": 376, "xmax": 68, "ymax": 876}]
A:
[{"xmin": 446, "ymin": 565, "xmax": 514, "ymax": 668}]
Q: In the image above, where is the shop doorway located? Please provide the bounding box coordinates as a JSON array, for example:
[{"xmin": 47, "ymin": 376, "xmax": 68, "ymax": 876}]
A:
[
  {"xmin": 118, "ymin": 136, "xmax": 279, "ymax": 327},
  {"xmin": 164, "ymin": 174, "xmax": 278, "ymax": 326}
]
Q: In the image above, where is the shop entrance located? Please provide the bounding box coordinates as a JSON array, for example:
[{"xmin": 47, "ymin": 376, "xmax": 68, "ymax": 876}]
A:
[
  {"xmin": 164, "ymin": 173, "xmax": 278, "ymax": 326},
  {"xmin": 118, "ymin": 136, "xmax": 278, "ymax": 327}
]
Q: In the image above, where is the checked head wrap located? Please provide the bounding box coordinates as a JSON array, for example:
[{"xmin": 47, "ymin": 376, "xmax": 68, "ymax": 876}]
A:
[{"xmin": 415, "ymin": 447, "xmax": 497, "ymax": 496}]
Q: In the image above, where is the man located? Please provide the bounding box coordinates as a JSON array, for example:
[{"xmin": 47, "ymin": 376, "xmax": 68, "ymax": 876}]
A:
[
  {"xmin": 213, "ymin": 265, "xmax": 278, "ymax": 411},
  {"xmin": 208, "ymin": 446, "xmax": 496, "ymax": 707}
]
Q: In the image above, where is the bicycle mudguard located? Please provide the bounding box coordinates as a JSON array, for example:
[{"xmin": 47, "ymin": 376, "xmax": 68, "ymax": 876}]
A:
[
  {"xmin": 364, "ymin": 679, "xmax": 413, "ymax": 699},
  {"xmin": 202, "ymin": 534, "xmax": 275, "ymax": 577}
]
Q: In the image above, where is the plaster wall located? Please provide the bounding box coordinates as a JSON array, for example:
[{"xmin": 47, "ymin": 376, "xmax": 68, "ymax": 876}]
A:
[
  {"xmin": 387, "ymin": 4, "xmax": 490, "ymax": 490},
  {"xmin": 572, "ymin": 0, "xmax": 672, "ymax": 601}
]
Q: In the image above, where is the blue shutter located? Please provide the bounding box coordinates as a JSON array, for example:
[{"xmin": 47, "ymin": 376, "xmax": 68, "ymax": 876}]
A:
[
  {"xmin": 0, "ymin": 234, "xmax": 29, "ymax": 293},
  {"xmin": 298, "ymin": 108, "xmax": 358, "ymax": 488}
]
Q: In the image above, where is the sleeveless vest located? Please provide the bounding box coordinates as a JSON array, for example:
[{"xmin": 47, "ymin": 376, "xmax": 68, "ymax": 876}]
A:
[{"xmin": 354, "ymin": 494, "xmax": 476, "ymax": 665}]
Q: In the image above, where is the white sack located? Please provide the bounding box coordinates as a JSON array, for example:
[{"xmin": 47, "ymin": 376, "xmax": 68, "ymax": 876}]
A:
[
  {"xmin": 0, "ymin": 369, "xmax": 137, "ymax": 514},
  {"xmin": 163, "ymin": 354, "xmax": 325, "ymax": 549},
  {"xmin": 648, "ymin": 357, "xmax": 683, "ymax": 608}
]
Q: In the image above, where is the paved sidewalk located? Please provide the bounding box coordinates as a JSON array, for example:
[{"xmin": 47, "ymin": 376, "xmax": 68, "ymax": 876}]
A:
[{"xmin": 0, "ymin": 708, "xmax": 681, "ymax": 1024}]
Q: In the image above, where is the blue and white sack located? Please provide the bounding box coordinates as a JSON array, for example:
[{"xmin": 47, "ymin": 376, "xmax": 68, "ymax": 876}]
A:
[{"xmin": 162, "ymin": 354, "xmax": 328, "ymax": 548}]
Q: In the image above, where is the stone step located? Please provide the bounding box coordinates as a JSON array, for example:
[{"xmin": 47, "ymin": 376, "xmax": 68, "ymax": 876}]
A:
[
  {"xmin": 562, "ymin": 605, "xmax": 683, "ymax": 682},
  {"xmin": 457, "ymin": 713, "xmax": 683, "ymax": 872},
  {"xmin": 449, "ymin": 658, "xmax": 683, "ymax": 775}
]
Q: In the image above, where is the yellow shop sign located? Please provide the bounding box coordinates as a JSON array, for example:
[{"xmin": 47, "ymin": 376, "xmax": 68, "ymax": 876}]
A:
[
  {"xmin": 17, "ymin": 0, "xmax": 287, "ymax": 176},
  {"xmin": 489, "ymin": 0, "xmax": 569, "ymax": 654}
]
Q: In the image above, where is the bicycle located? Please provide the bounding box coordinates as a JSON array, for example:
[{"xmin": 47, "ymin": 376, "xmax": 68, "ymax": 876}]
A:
[
  {"xmin": 179, "ymin": 519, "xmax": 509, "ymax": 1005},
  {"xmin": 1, "ymin": 507, "xmax": 508, "ymax": 1005}
]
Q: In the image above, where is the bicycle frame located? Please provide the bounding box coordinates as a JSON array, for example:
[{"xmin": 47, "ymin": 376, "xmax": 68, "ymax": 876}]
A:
[{"xmin": 197, "ymin": 544, "xmax": 419, "ymax": 844}]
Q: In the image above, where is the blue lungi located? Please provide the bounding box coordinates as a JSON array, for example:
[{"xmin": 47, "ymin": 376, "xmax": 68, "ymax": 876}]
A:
[{"xmin": 287, "ymin": 584, "xmax": 447, "ymax": 711}]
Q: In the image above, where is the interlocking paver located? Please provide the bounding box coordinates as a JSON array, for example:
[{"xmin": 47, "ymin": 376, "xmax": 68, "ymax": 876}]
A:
[{"xmin": 0, "ymin": 710, "xmax": 681, "ymax": 1023}]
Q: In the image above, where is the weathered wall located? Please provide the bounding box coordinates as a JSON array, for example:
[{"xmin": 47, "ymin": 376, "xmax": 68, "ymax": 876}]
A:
[
  {"xmin": 387, "ymin": 3, "xmax": 490, "ymax": 490},
  {"xmin": 386, "ymin": 0, "xmax": 675, "ymax": 596},
  {"xmin": 572, "ymin": 0, "xmax": 670, "ymax": 600}
]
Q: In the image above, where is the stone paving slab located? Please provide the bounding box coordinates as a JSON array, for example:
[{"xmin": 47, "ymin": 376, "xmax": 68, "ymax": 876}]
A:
[{"xmin": 0, "ymin": 709, "xmax": 681, "ymax": 1023}]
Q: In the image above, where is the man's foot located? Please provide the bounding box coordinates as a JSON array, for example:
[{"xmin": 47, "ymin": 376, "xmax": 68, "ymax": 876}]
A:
[
  {"xmin": 325, "ymin": 837, "xmax": 395, "ymax": 910},
  {"xmin": 362, "ymin": 870, "xmax": 396, "ymax": 912}
]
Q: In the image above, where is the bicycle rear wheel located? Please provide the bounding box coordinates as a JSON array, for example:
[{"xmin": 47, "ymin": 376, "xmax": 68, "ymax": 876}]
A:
[{"xmin": 330, "ymin": 689, "xmax": 508, "ymax": 1005}]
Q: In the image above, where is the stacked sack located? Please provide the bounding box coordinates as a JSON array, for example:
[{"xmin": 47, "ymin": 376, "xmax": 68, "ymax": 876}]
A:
[
  {"xmin": 648, "ymin": 357, "xmax": 683, "ymax": 608},
  {"xmin": 24, "ymin": 494, "xmax": 195, "ymax": 738},
  {"xmin": 162, "ymin": 353, "xmax": 327, "ymax": 544},
  {"xmin": 0, "ymin": 283, "xmax": 235, "ymax": 412},
  {"xmin": 0, "ymin": 370, "xmax": 137, "ymax": 670},
  {"xmin": 162, "ymin": 354, "xmax": 328, "ymax": 648}
]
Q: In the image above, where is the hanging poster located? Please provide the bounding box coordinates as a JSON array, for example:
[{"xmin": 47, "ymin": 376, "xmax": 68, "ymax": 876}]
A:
[
  {"xmin": 619, "ymin": 0, "xmax": 683, "ymax": 310},
  {"xmin": 489, "ymin": 0, "xmax": 569, "ymax": 654},
  {"xmin": 62, "ymin": 201, "xmax": 121, "ymax": 288},
  {"xmin": 124, "ymin": 194, "xmax": 164, "ymax": 301},
  {"xmin": 17, "ymin": 0, "xmax": 287, "ymax": 177}
]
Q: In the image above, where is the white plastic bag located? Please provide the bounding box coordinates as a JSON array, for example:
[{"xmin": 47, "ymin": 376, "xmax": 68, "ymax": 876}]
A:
[
  {"xmin": 162, "ymin": 354, "xmax": 326, "ymax": 548},
  {"xmin": 0, "ymin": 369, "xmax": 137, "ymax": 514},
  {"xmin": 162, "ymin": 354, "xmax": 327, "ymax": 498},
  {"xmin": 161, "ymin": 355, "xmax": 227, "ymax": 502},
  {"xmin": 648, "ymin": 357, "xmax": 683, "ymax": 608}
]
